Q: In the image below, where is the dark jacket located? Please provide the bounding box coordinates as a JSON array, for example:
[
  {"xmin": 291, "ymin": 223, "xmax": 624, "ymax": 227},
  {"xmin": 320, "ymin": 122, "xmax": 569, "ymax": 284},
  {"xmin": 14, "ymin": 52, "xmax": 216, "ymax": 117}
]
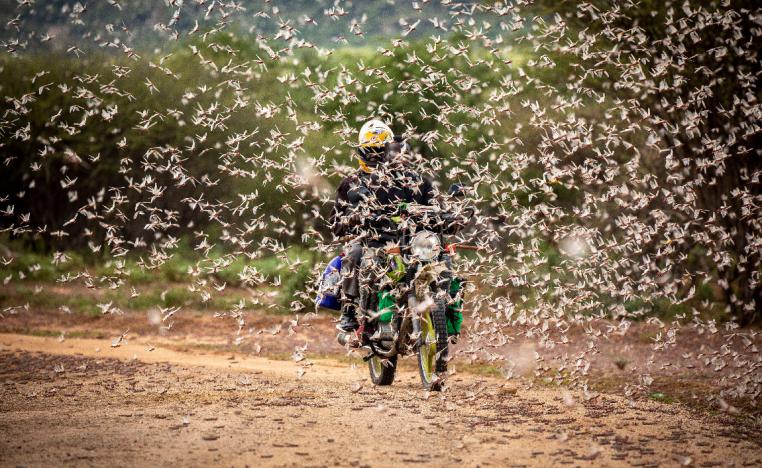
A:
[{"xmin": 330, "ymin": 166, "xmax": 434, "ymax": 238}]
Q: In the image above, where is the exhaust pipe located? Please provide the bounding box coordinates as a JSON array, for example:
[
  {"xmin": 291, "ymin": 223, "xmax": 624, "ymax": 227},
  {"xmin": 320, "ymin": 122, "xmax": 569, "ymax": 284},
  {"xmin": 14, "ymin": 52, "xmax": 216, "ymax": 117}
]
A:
[{"xmin": 337, "ymin": 331, "xmax": 360, "ymax": 347}]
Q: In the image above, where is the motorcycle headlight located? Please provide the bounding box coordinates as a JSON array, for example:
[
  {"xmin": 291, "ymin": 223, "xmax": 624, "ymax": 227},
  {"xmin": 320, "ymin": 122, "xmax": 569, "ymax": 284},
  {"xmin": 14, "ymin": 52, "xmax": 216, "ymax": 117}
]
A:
[{"xmin": 410, "ymin": 231, "xmax": 441, "ymax": 262}]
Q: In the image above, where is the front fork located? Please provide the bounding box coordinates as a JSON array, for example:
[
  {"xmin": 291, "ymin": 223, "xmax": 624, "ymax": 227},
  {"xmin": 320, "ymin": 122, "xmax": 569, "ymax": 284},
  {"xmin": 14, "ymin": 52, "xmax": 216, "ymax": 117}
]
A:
[
  {"xmin": 356, "ymin": 254, "xmax": 455, "ymax": 352},
  {"xmin": 408, "ymin": 254, "xmax": 453, "ymax": 348},
  {"xmin": 409, "ymin": 293, "xmax": 421, "ymax": 342}
]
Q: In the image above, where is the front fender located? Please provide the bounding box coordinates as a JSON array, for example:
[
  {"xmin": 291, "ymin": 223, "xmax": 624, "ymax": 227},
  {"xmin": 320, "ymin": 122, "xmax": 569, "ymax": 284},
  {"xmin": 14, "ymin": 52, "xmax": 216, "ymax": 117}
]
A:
[{"xmin": 412, "ymin": 261, "xmax": 448, "ymax": 299}]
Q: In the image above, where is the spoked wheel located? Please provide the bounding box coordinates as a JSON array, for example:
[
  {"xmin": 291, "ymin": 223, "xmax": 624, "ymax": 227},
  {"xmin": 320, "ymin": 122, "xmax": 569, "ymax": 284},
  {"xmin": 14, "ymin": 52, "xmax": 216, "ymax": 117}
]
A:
[
  {"xmin": 369, "ymin": 354, "xmax": 397, "ymax": 385},
  {"xmin": 418, "ymin": 298, "xmax": 448, "ymax": 391}
]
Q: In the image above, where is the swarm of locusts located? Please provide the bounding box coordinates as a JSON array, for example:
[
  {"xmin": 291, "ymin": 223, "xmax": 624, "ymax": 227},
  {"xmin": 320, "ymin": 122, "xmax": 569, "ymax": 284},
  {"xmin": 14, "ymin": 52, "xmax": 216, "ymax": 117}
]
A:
[{"xmin": 0, "ymin": 0, "xmax": 759, "ymax": 413}]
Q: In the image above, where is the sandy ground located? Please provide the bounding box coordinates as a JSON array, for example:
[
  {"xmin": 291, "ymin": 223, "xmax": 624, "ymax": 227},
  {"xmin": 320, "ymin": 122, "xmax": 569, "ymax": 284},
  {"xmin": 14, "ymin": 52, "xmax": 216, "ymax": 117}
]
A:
[{"xmin": 1, "ymin": 333, "xmax": 760, "ymax": 467}]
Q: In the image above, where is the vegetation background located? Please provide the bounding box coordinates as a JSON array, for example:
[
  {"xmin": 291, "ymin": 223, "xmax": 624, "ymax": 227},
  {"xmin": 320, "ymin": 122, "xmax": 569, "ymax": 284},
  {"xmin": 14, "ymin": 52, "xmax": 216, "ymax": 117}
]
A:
[{"xmin": 0, "ymin": 0, "xmax": 759, "ymax": 325}]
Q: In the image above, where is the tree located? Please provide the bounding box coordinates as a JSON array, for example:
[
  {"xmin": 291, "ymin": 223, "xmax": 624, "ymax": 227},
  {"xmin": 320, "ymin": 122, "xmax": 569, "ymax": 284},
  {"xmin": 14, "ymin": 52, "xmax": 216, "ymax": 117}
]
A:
[{"xmin": 525, "ymin": 0, "xmax": 762, "ymax": 323}]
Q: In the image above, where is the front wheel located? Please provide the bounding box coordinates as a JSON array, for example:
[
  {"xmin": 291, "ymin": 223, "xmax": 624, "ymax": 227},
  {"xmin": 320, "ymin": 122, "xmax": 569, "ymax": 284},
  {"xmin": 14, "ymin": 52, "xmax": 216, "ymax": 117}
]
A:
[
  {"xmin": 418, "ymin": 298, "xmax": 448, "ymax": 391},
  {"xmin": 369, "ymin": 354, "xmax": 397, "ymax": 386}
]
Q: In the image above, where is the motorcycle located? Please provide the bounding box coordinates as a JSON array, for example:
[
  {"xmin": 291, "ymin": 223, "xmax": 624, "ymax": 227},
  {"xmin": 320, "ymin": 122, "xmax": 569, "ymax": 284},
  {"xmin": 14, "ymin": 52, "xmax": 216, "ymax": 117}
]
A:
[{"xmin": 319, "ymin": 184, "xmax": 474, "ymax": 391}]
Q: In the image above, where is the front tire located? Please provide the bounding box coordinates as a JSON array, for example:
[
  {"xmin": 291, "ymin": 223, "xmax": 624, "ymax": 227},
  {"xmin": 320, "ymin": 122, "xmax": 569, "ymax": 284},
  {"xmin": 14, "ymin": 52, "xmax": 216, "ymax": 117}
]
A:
[
  {"xmin": 369, "ymin": 354, "xmax": 397, "ymax": 386},
  {"xmin": 418, "ymin": 298, "xmax": 448, "ymax": 391}
]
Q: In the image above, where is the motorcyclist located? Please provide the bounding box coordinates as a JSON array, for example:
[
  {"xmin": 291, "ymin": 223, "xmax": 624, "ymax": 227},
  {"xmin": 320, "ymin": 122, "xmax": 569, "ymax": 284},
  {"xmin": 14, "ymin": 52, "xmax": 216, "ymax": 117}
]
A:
[{"xmin": 330, "ymin": 119, "xmax": 435, "ymax": 333}]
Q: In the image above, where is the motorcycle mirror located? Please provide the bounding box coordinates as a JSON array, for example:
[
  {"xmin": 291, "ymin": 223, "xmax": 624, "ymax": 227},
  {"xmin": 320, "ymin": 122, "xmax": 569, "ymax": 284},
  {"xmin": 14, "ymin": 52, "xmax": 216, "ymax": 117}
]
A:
[{"xmin": 448, "ymin": 183, "xmax": 466, "ymax": 197}]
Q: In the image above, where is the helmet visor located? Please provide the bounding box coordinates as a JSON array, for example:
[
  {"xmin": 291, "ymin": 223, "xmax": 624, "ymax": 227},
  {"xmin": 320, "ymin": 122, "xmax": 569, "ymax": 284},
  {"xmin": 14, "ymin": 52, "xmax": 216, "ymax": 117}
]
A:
[{"xmin": 359, "ymin": 145, "xmax": 384, "ymax": 155}]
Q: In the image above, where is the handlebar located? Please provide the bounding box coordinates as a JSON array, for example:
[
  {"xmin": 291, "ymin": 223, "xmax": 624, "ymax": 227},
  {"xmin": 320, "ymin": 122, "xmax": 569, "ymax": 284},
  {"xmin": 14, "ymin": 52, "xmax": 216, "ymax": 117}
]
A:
[{"xmin": 333, "ymin": 203, "xmax": 474, "ymax": 244}]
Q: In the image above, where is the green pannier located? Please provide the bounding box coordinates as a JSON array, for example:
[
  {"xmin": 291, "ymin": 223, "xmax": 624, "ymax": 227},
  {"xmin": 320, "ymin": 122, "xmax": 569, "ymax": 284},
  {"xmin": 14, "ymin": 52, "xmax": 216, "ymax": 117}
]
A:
[
  {"xmin": 447, "ymin": 277, "xmax": 464, "ymax": 335},
  {"xmin": 377, "ymin": 277, "xmax": 464, "ymax": 333},
  {"xmin": 377, "ymin": 290, "xmax": 396, "ymax": 323}
]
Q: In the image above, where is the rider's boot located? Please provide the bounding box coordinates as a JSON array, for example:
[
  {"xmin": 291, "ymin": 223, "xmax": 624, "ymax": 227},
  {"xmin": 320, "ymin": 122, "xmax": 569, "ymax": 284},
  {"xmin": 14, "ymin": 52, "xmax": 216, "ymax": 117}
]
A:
[
  {"xmin": 336, "ymin": 304, "xmax": 359, "ymax": 332},
  {"xmin": 336, "ymin": 303, "xmax": 361, "ymax": 347}
]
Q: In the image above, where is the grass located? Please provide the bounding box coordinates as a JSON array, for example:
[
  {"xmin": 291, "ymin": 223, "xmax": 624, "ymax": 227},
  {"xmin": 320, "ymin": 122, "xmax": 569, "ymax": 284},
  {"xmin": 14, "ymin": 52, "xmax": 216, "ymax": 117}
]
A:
[
  {"xmin": 2, "ymin": 240, "xmax": 738, "ymax": 324},
  {"xmin": 0, "ymin": 281, "xmax": 271, "ymax": 316},
  {"xmin": 456, "ymin": 362, "xmax": 506, "ymax": 378},
  {"xmin": 1, "ymin": 243, "xmax": 311, "ymax": 285},
  {"xmin": 0, "ymin": 285, "xmax": 100, "ymax": 316},
  {"xmin": 3, "ymin": 327, "xmax": 108, "ymax": 340},
  {"xmin": 0, "ymin": 243, "xmax": 319, "ymax": 312},
  {"xmin": 585, "ymin": 373, "xmax": 757, "ymax": 418},
  {"xmin": 621, "ymin": 282, "xmax": 727, "ymax": 323}
]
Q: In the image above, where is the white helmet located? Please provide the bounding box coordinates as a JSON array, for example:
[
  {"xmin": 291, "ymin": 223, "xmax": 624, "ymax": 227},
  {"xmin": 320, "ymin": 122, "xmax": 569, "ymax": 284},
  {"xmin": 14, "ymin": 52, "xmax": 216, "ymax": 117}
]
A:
[{"xmin": 358, "ymin": 119, "xmax": 393, "ymax": 149}]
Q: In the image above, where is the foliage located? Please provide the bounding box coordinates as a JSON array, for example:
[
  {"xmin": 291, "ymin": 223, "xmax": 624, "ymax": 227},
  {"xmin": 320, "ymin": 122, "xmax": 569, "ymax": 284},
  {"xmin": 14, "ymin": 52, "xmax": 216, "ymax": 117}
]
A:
[{"xmin": 1, "ymin": 0, "xmax": 759, "ymax": 329}]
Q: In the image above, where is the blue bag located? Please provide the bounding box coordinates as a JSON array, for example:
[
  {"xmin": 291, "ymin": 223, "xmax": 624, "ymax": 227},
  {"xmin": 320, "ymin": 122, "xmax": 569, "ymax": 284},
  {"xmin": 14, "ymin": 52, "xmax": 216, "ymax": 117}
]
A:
[{"xmin": 315, "ymin": 255, "xmax": 342, "ymax": 311}]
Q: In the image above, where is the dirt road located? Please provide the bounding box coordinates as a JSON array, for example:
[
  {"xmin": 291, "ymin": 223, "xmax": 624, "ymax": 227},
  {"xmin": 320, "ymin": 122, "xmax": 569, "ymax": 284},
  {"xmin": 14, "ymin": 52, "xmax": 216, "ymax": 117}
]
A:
[{"xmin": 0, "ymin": 333, "xmax": 759, "ymax": 467}]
